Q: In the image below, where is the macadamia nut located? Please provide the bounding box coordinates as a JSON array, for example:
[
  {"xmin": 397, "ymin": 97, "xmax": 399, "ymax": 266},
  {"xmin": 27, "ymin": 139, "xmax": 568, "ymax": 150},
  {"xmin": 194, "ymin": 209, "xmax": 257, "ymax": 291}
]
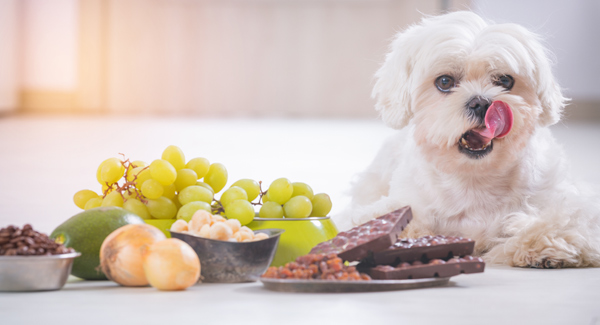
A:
[
  {"xmin": 170, "ymin": 219, "xmax": 189, "ymax": 232},
  {"xmin": 171, "ymin": 213, "xmax": 270, "ymax": 243},
  {"xmin": 209, "ymin": 222, "xmax": 233, "ymax": 240},
  {"xmin": 189, "ymin": 210, "xmax": 212, "ymax": 232},
  {"xmin": 225, "ymin": 219, "xmax": 241, "ymax": 233}
]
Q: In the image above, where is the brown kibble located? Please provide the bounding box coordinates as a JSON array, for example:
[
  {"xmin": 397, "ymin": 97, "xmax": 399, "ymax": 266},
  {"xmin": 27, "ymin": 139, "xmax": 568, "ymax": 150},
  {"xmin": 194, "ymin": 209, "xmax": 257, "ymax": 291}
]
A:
[{"xmin": 0, "ymin": 224, "xmax": 75, "ymax": 256}]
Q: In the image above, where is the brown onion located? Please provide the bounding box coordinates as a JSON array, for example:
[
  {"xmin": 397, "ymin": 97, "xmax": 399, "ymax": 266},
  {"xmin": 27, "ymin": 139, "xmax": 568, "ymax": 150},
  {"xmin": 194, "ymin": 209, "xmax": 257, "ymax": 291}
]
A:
[
  {"xmin": 100, "ymin": 224, "xmax": 166, "ymax": 286},
  {"xmin": 142, "ymin": 238, "xmax": 201, "ymax": 291}
]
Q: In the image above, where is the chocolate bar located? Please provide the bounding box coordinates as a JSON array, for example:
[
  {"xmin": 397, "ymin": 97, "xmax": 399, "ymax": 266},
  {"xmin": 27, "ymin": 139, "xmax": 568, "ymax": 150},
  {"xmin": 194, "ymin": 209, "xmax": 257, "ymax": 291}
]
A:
[
  {"xmin": 371, "ymin": 235, "xmax": 475, "ymax": 265},
  {"xmin": 365, "ymin": 256, "xmax": 485, "ymax": 280},
  {"xmin": 309, "ymin": 206, "xmax": 412, "ymax": 262}
]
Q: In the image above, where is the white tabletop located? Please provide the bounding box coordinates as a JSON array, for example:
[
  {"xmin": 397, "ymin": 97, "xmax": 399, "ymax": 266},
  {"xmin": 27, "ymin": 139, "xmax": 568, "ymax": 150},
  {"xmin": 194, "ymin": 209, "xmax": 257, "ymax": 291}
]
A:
[{"xmin": 1, "ymin": 266, "xmax": 599, "ymax": 325}]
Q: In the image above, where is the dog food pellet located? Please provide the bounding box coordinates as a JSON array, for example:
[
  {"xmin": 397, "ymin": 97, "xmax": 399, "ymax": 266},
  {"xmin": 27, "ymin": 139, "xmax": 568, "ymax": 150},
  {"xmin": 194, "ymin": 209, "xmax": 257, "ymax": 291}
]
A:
[{"xmin": 0, "ymin": 224, "xmax": 75, "ymax": 256}]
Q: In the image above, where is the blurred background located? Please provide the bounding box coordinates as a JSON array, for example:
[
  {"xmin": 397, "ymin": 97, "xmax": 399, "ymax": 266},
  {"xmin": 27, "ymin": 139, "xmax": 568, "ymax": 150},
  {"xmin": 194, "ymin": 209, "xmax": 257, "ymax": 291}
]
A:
[
  {"xmin": 0, "ymin": 0, "xmax": 599, "ymax": 234},
  {"xmin": 0, "ymin": 0, "xmax": 598, "ymax": 119}
]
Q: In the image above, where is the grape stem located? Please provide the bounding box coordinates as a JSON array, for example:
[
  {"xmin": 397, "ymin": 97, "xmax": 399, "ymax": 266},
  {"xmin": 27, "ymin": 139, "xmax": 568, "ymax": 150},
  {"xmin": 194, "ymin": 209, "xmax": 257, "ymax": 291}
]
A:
[
  {"xmin": 253, "ymin": 181, "xmax": 268, "ymax": 206},
  {"xmin": 101, "ymin": 155, "xmax": 148, "ymax": 204},
  {"xmin": 211, "ymin": 199, "xmax": 225, "ymax": 215}
]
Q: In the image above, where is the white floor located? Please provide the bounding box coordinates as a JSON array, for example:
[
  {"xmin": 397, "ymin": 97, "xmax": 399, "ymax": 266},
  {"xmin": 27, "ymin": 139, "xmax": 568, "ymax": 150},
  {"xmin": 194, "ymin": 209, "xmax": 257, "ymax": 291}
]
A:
[{"xmin": 0, "ymin": 115, "xmax": 599, "ymax": 324}]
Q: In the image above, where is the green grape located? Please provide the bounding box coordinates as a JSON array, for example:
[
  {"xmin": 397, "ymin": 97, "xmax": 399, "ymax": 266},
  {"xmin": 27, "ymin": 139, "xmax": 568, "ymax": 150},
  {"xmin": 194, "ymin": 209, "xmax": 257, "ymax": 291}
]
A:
[
  {"xmin": 162, "ymin": 183, "xmax": 177, "ymax": 200},
  {"xmin": 122, "ymin": 191, "xmax": 136, "ymax": 200},
  {"xmin": 101, "ymin": 191, "xmax": 124, "ymax": 207},
  {"xmin": 96, "ymin": 162, "xmax": 104, "ymax": 184},
  {"xmin": 220, "ymin": 186, "xmax": 248, "ymax": 208},
  {"xmin": 310, "ymin": 193, "xmax": 332, "ymax": 217},
  {"xmin": 84, "ymin": 197, "xmax": 103, "ymax": 210},
  {"xmin": 178, "ymin": 185, "xmax": 213, "ymax": 205},
  {"xmin": 127, "ymin": 166, "xmax": 144, "ymax": 182},
  {"xmin": 195, "ymin": 181, "xmax": 214, "ymax": 194},
  {"xmin": 131, "ymin": 160, "xmax": 147, "ymax": 168},
  {"xmin": 231, "ymin": 179, "xmax": 260, "ymax": 202},
  {"xmin": 145, "ymin": 196, "xmax": 177, "ymax": 219},
  {"xmin": 204, "ymin": 163, "xmax": 228, "ymax": 193},
  {"xmin": 149, "ymin": 159, "xmax": 177, "ymax": 186},
  {"xmin": 123, "ymin": 199, "xmax": 151, "ymax": 219},
  {"xmin": 261, "ymin": 191, "xmax": 270, "ymax": 203},
  {"xmin": 176, "ymin": 201, "xmax": 211, "ymax": 222},
  {"xmin": 141, "ymin": 179, "xmax": 164, "ymax": 199},
  {"xmin": 267, "ymin": 178, "xmax": 293, "ymax": 204},
  {"xmin": 174, "ymin": 168, "xmax": 198, "ymax": 192},
  {"xmin": 259, "ymin": 201, "xmax": 284, "ymax": 219},
  {"xmin": 132, "ymin": 168, "xmax": 152, "ymax": 189},
  {"xmin": 100, "ymin": 158, "xmax": 125, "ymax": 184},
  {"xmin": 224, "ymin": 199, "xmax": 254, "ymax": 226},
  {"xmin": 162, "ymin": 145, "xmax": 186, "ymax": 171},
  {"xmin": 291, "ymin": 182, "xmax": 314, "ymax": 200},
  {"xmin": 73, "ymin": 189, "xmax": 99, "ymax": 209},
  {"xmin": 283, "ymin": 195, "xmax": 312, "ymax": 218},
  {"xmin": 186, "ymin": 157, "xmax": 210, "ymax": 179}
]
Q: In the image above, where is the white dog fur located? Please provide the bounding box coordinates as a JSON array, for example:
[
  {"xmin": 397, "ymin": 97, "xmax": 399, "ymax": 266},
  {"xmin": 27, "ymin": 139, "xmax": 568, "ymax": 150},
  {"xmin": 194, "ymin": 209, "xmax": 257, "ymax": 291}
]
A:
[{"xmin": 334, "ymin": 11, "xmax": 600, "ymax": 268}]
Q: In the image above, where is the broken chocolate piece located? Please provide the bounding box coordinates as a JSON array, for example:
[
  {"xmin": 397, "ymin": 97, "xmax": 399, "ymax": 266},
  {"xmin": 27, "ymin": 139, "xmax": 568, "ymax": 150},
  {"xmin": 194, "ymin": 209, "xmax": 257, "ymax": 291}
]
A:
[
  {"xmin": 365, "ymin": 256, "xmax": 485, "ymax": 280},
  {"xmin": 309, "ymin": 206, "xmax": 412, "ymax": 262},
  {"xmin": 371, "ymin": 235, "xmax": 475, "ymax": 265}
]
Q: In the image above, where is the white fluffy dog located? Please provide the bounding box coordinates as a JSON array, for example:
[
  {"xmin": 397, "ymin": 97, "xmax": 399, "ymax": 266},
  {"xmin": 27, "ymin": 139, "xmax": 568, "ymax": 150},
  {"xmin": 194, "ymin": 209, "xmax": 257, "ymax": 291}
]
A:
[{"xmin": 334, "ymin": 11, "xmax": 600, "ymax": 268}]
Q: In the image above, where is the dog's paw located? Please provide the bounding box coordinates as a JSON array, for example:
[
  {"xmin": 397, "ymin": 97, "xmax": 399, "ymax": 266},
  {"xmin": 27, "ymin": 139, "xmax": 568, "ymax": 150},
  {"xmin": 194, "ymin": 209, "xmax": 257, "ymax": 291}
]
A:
[
  {"xmin": 529, "ymin": 257, "xmax": 565, "ymax": 269},
  {"xmin": 512, "ymin": 247, "xmax": 577, "ymax": 269}
]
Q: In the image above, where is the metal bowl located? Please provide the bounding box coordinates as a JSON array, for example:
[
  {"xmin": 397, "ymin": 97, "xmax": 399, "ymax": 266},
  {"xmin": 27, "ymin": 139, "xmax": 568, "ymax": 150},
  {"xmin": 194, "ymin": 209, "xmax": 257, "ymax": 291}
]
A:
[
  {"xmin": 170, "ymin": 228, "xmax": 283, "ymax": 283},
  {"xmin": 0, "ymin": 252, "xmax": 81, "ymax": 292}
]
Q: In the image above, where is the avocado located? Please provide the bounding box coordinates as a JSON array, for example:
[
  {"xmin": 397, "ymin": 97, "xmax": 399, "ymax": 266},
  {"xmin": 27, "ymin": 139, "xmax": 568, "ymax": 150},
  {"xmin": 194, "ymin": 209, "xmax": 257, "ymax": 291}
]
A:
[{"xmin": 51, "ymin": 207, "xmax": 144, "ymax": 280}]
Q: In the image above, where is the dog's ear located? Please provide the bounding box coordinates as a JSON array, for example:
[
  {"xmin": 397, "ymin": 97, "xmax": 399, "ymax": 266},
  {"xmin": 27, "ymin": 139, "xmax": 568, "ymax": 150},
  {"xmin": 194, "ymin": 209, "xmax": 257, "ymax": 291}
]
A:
[
  {"xmin": 524, "ymin": 28, "xmax": 569, "ymax": 127},
  {"xmin": 372, "ymin": 27, "xmax": 417, "ymax": 129},
  {"xmin": 535, "ymin": 61, "xmax": 568, "ymax": 127}
]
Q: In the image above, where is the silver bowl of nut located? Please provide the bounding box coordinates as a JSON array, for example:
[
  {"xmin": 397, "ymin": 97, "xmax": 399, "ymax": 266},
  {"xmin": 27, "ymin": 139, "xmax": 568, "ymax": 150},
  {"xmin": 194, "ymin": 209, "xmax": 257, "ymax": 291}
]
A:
[
  {"xmin": 0, "ymin": 224, "xmax": 80, "ymax": 292},
  {"xmin": 169, "ymin": 211, "xmax": 283, "ymax": 283}
]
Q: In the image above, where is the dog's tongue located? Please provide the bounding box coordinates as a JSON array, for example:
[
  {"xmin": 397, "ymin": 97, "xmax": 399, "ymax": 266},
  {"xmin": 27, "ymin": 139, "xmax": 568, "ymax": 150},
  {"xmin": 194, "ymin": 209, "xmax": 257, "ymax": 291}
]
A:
[{"xmin": 473, "ymin": 101, "xmax": 513, "ymax": 140}]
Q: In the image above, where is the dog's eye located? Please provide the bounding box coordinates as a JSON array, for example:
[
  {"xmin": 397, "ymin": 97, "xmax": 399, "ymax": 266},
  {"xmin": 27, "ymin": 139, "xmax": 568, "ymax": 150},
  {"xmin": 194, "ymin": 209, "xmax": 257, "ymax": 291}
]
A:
[
  {"xmin": 435, "ymin": 75, "xmax": 455, "ymax": 92},
  {"xmin": 493, "ymin": 75, "xmax": 515, "ymax": 90}
]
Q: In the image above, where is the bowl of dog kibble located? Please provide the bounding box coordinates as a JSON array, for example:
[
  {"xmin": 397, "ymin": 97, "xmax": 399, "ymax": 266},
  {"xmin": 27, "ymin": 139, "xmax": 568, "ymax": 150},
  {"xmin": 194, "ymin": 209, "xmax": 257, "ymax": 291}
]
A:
[
  {"xmin": 0, "ymin": 224, "xmax": 80, "ymax": 292},
  {"xmin": 169, "ymin": 210, "xmax": 283, "ymax": 283}
]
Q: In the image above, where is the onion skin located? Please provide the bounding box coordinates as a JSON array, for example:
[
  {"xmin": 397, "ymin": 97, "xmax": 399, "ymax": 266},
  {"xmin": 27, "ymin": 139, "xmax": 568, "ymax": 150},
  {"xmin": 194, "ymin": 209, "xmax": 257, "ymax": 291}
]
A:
[
  {"xmin": 100, "ymin": 224, "xmax": 166, "ymax": 286},
  {"xmin": 142, "ymin": 238, "xmax": 201, "ymax": 291}
]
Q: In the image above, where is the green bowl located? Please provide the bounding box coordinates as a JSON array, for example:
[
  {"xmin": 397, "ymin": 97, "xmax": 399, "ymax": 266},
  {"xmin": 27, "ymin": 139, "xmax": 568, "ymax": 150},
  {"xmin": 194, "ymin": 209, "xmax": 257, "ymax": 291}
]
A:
[
  {"xmin": 247, "ymin": 216, "xmax": 338, "ymax": 266},
  {"xmin": 144, "ymin": 219, "xmax": 176, "ymax": 238}
]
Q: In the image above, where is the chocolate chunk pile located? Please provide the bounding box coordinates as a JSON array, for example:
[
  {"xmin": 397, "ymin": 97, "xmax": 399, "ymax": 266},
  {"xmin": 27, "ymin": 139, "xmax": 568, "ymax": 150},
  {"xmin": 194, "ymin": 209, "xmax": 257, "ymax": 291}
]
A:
[
  {"xmin": 262, "ymin": 253, "xmax": 371, "ymax": 281},
  {"xmin": 0, "ymin": 224, "xmax": 75, "ymax": 256}
]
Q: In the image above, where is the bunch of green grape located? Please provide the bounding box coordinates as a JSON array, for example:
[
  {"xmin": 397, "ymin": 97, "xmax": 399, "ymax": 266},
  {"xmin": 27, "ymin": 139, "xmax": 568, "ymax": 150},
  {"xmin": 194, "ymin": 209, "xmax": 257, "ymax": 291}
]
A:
[
  {"xmin": 256, "ymin": 178, "xmax": 332, "ymax": 219},
  {"xmin": 72, "ymin": 145, "xmax": 332, "ymax": 226}
]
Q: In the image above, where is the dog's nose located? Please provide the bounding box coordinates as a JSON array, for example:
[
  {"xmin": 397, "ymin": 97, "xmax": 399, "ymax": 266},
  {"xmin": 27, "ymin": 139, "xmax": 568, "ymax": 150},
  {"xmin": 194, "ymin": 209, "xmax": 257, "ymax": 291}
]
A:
[{"xmin": 466, "ymin": 96, "xmax": 492, "ymax": 120}]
